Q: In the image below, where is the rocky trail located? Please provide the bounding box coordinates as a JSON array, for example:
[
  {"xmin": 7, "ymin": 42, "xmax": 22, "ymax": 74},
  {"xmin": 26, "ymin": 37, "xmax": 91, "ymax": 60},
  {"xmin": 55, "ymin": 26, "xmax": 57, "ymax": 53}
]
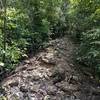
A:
[{"xmin": 0, "ymin": 36, "xmax": 100, "ymax": 100}]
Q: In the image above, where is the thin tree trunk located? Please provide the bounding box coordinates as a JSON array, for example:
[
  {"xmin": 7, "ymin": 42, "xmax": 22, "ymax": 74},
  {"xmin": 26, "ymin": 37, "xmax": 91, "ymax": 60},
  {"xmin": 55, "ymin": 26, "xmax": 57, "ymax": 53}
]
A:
[{"xmin": 3, "ymin": 0, "xmax": 7, "ymax": 63}]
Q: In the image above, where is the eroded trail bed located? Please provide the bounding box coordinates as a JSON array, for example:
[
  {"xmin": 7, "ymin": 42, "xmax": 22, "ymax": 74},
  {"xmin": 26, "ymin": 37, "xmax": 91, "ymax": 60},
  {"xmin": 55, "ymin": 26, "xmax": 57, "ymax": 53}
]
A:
[{"xmin": 0, "ymin": 36, "xmax": 100, "ymax": 100}]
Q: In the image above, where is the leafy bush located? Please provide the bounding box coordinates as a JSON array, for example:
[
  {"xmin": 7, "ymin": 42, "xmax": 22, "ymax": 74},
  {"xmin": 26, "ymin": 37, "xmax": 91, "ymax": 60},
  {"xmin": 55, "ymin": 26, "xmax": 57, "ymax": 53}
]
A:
[
  {"xmin": 77, "ymin": 29, "xmax": 100, "ymax": 75},
  {"xmin": 66, "ymin": 0, "xmax": 100, "ymax": 77},
  {"xmin": 0, "ymin": 0, "xmax": 64, "ymax": 75}
]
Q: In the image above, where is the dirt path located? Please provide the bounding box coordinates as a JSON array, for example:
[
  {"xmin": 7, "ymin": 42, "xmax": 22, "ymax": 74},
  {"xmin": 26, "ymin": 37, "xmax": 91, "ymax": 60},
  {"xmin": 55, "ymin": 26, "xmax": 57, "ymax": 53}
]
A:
[{"xmin": 0, "ymin": 36, "xmax": 100, "ymax": 100}]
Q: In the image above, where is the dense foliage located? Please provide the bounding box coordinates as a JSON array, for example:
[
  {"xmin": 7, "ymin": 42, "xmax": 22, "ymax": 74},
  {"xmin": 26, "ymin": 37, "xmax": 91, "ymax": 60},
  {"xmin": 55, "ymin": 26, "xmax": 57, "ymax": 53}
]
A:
[
  {"xmin": 67, "ymin": 0, "xmax": 100, "ymax": 76},
  {"xmin": 0, "ymin": 0, "xmax": 65, "ymax": 74}
]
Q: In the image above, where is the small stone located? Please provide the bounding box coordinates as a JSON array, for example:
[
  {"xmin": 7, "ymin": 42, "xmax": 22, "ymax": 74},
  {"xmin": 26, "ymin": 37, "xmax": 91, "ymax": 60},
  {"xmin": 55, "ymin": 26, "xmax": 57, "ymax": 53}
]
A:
[
  {"xmin": 44, "ymin": 95, "xmax": 51, "ymax": 100},
  {"xmin": 47, "ymin": 85, "xmax": 57, "ymax": 95},
  {"xmin": 32, "ymin": 76, "xmax": 40, "ymax": 81},
  {"xmin": 20, "ymin": 86, "xmax": 28, "ymax": 92},
  {"xmin": 9, "ymin": 81, "xmax": 19, "ymax": 87},
  {"xmin": 72, "ymin": 76, "xmax": 79, "ymax": 81},
  {"xmin": 28, "ymin": 94, "xmax": 38, "ymax": 100},
  {"xmin": 41, "ymin": 53, "xmax": 56, "ymax": 65},
  {"xmin": 24, "ymin": 60, "xmax": 31, "ymax": 64},
  {"xmin": 29, "ymin": 84, "xmax": 40, "ymax": 93},
  {"xmin": 42, "ymin": 57, "xmax": 56, "ymax": 65}
]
